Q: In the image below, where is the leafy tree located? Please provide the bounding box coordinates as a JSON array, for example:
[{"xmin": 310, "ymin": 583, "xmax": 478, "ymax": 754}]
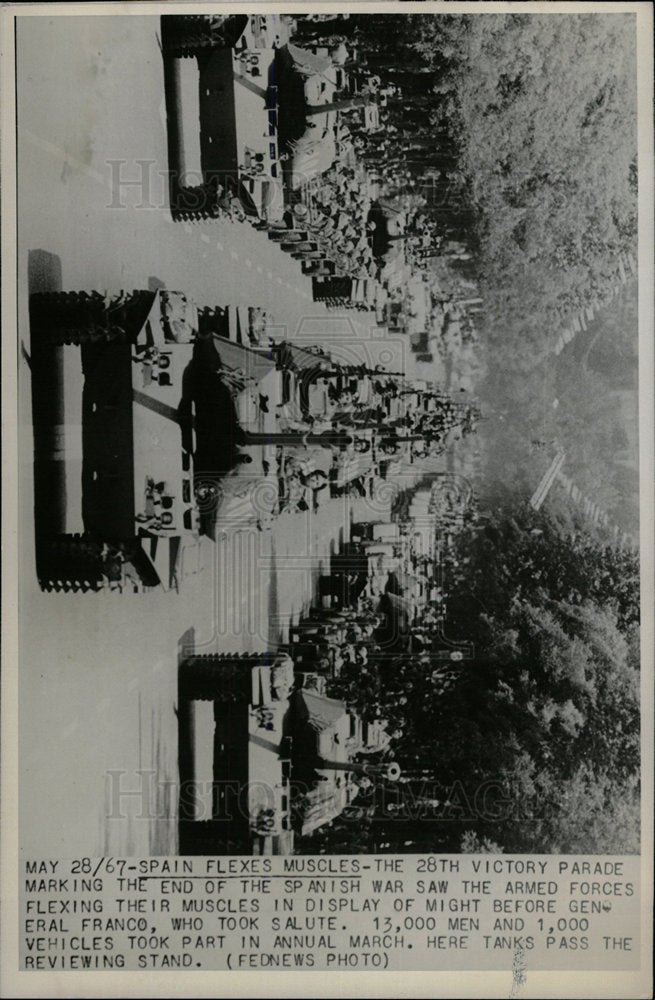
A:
[
  {"xmin": 432, "ymin": 13, "xmax": 637, "ymax": 361},
  {"xmin": 344, "ymin": 508, "xmax": 642, "ymax": 854}
]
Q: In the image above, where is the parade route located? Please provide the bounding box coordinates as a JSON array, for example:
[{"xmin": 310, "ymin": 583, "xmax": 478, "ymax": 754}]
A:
[{"xmin": 15, "ymin": 15, "xmax": 417, "ymax": 855}]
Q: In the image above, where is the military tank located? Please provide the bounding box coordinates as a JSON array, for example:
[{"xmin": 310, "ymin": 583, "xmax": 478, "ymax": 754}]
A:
[
  {"xmin": 177, "ymin": 647, "xmax": 395, "ymax": 853},
  {"xmin": 160, "ymin": 14, "xmax": 370, "ymax": 228},
  {"xmin": 28, "ymin": 288, "xmax": 271, "ymax": 592},
  {"xmin": 177, "ymin": 651, "xmax": 296, "ymax": 856},
  {"xmin": 161, "ymin": 14, "xmax": 288, "ymax": 224}
]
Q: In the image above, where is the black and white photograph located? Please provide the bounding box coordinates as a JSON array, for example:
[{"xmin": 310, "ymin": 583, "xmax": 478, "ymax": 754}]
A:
[{"xmin": 2, "ymin": 1, "xmax": 653, "ymax": 992}]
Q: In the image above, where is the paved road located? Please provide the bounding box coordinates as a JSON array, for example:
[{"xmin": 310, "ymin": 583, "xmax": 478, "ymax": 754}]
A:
[{"xmin": 15, "ymin": 15, "xmax": 436, "ymax": 856}]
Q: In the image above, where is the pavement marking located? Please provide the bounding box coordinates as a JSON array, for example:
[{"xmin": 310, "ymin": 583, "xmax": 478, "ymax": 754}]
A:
[
  {"xmin": 246, "ymin": 259, "xmax": 252, "ymax": 268},
  {"xmin": 184, "ymin": 223, "xmax": 192, "ymax": 234},
  {"xmin": 200, "ymin": 233, "xmax": 210, "ymax": 244},
  {"xmin": 24, "ymin": 128, "xmax": 106, "ymax": 186},
  {"xmin": 230, "ymin": 249, "xmax": 239, "ymax": 260},
  {"xmin": 257, "ymin": 265, "xmax": 263, "ymax": 273},
  {"xmin": 216, "ymin": 241, "xmax": 224, "ymax": 250}
]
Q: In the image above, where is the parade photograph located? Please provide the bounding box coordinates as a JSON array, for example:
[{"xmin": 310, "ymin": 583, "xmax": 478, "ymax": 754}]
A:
[{"xmin": 15, "ymin": 8, "xmax": 643, "ymax": 863}]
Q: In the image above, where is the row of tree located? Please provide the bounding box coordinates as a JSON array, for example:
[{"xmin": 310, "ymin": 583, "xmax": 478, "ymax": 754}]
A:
[
  {"xmin": 288, "ymin": 13, "xmax": 641, "ymax": 856},
  {"xmin": 302, "ymin": 505, "xmax": 639, "ymax": 855}
]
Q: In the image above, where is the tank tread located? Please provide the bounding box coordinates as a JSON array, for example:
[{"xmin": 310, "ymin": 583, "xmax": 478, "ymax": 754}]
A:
[
  {"xmin": 267, "ymin": 226, "xmax": 292, "ymax": 241},
  {"xmin": 29, "ymin": 290, "xmax": 153, "ymax": 346},
  {"xmin": 171, "ymin": 207, "xmax": 222, "ymax": 223},
  {"xmin": 36, "ymin": 533, "xmax": 142, "ymax": 593},
  {"xmin": 45, "ymin": 534, "xmax": 105, "ymax": 558},
  {"xmin": 197, "ymin": 306, "xmax": 228, "ymax": 341},
  {"xmin": 33, "ymin": 326, "xmax": 132, "ymax": 347},
  {"xmin": 292, "ymin": 251, "xmax": 325, "ymax": 261},
  {"xmin": 324, "ymin": 302, "xmax": 366, "ymax": 311},
  {"xmin": 38, "ymin": 578, "xmax": 154, "ymax": 594},
  {"xmin": 282, "ymin": 242, "xmax": 317, "ymax": 253},
  {"xmin": 38, "ymin": 579, "xmax": 104, "ymax": 594},
  {"xmin": 179, "ymin": 652, "xmax": 273, "ymax": 702},
  {"xmin": 270, "ymin": 229, "xmax": 304, "ymax": 243},
  {"xmin": 170, "ymin": 183, "xmax": 223, "ymax": 222},
  {"xmin": 161, "ymin": 14, "xmax": 248, "ymax": 56},
  {"xmin": 178, "ymin": 820, "xmax": 250, "ymax": 856}
]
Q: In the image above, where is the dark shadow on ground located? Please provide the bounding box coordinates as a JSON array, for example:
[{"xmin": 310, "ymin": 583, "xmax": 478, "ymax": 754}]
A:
[
  {"xmin": 27, "ymin": 250, "xmax": 67, "ymax": 549},
  {"xmin": 28, "ymin": 248, "xmax": 62, "ymax": 295},
  {"xmin": 191, "ymin": 341, "xmax": 251, "ymax": 538},
  {"xmin": 266, "ymin": 541, "xmax": 283, "ymax": 647}
]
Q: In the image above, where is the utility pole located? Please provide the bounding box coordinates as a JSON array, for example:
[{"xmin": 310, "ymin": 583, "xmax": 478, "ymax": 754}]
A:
[{"xmin": 529, "ymin": 451, "xmax": 566, "ymax": 511}]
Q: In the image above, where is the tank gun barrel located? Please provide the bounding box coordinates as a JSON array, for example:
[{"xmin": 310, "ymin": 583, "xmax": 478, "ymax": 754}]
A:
[
  {"xmin": 243, "ymin": 430, "xmax": 355, "ymax": 447},
  {"xmin": 305, "ymin": 96, "xmax": 374, "ymax": 116},
  {"xmin": 317, "ymin": 759, "xmax": 400, "ymax": 780}
]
